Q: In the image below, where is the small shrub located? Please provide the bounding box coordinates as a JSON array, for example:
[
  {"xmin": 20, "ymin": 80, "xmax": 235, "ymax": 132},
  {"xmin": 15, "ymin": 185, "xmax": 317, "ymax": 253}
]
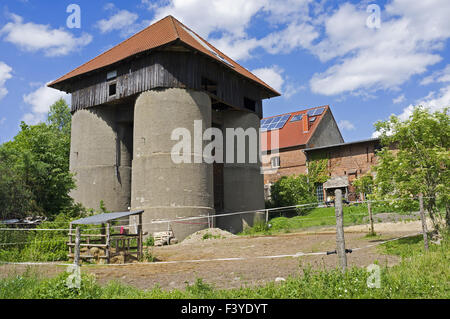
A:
[{"xmin": 144, "ymin": 236, "xmax": 154, "ymax": 247}]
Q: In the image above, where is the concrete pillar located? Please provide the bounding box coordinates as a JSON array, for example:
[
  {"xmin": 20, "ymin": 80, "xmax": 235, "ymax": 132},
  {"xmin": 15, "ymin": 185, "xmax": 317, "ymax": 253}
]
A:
[
  {"xmin": 218, "ymin": 110, "xmax": 265, "ymax": 233},
  {"xmin": 69, "ymin": 106, "xmax": 132, "ymax": 212},
  {"xmin": 131, "ymin": 88, "xmax": 214, "ymax": 241}
]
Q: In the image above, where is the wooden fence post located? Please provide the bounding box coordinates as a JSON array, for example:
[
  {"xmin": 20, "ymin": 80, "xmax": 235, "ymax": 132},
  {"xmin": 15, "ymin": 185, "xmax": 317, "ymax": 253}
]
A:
[
  {"xmin": 335, "ymin": 189, "xmax": 347, "ymax": 272},
  {"xmin": 419, "ymin": 194, "xmax": 429, "ymax": 251},
  {"xmin": 74, "ymin": 227, "xmax": 81, "ymax": 266},
  {"xmin": 106, "ymin": 223, "xmax": 111, "ymax": 264},
  {"xmin": 138, "ymin": 213, "xmax": 143, "ymax": 260},
  {"xmin": 368, "ymin": 200, "xmax": 375, "ymax": 235}
]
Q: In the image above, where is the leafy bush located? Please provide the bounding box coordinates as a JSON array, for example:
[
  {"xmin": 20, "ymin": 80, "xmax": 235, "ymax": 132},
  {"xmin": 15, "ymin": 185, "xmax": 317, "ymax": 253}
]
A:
[{"xmin": 269, "ymin": 175, "xmax": 317, "ymax": 214}]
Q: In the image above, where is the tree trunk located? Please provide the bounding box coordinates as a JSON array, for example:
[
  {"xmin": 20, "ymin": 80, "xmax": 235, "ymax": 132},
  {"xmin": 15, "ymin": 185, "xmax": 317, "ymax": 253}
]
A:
[
  {"xmin": 419, "ymin": 194, "xmax": 429, "ymax": 251},
  {"xmin": 446, "ymin": 203, "xmax": 450, "ymax": 229}
]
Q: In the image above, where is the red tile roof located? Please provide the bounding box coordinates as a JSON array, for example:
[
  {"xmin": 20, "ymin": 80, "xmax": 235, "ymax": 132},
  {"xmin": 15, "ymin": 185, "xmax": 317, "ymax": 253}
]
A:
[
  {"xmin": 48, "ymin": 16, "xmax": 279, "ymax": 97},
  {"xmin": 261, "ymin": 105, "xmax": 330, "ymax": 151}
]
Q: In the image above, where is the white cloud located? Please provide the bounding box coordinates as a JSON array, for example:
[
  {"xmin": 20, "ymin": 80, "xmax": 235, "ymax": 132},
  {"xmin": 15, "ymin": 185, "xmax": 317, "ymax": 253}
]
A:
[
  {"xmin": 420, "ymin": 64, "xmax": 450, "ymax": 85},
  {"xmin": 22, "ymin": 84, "xmax": 70, "ymax": 125},
  {"xmin": 145, "ymin": 1, "xmax": 450, "ymax": 98},
  {"xmin": 96, "ymin": 10, "xmax": 146, "ymax": 38},
  {"xmin": 252, "ymin": 66, "xmax": 284, "ymax": 93},
  {"xmin": 309, "ymin": 2, "xmax": 448, "ymax": 95},
  {"xmin": 252, "ymin": 65, "xmax": 303, "ymax": 98},
  {"xmin": 338, "ymin": 120, "xmax": 356, "ymax": 131},
  {"xmin": 397, "ymin": 85, "xmax": 450, "ymax": 121},
  {"xmin": 150, "ymin": 0, "xmax": 267, "ymax": 38},
  {"xmin": 146, "ymin": 0, "xmax": 315, "ymax": 61},
  {"xmin": 0, "ymin": 117, "xmax": 6, "ymax": 126},
  {"xmin": 0, "ymin": 14, "xmax": 92, "ymax": 56},
  {"xmin": 0, "ymin": 62, "xmax": 13, "ymax": 101},
  {"xmin": 393, "ymin": 94, "xmax": 406, "ymax": 104}
]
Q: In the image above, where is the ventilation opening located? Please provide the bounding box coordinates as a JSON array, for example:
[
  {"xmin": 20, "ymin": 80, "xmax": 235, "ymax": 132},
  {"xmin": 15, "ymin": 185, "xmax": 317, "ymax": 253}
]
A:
[
  {"xmin": 201, "ymin": 77, "xmax": 217, "ymax": 95},
  {"xmin": 244, "ymin": 97, "xmax": 256, "ymax": 112},
  {"xmin": 109, "ymin": 83, "xmax": 117, "ymax": 97}
]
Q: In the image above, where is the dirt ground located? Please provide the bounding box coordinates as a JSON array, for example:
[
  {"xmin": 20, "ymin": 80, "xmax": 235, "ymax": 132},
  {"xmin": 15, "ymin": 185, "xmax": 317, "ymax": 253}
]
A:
[{"xmin": 0, "ymin": 220, "xmax": 428, "ymax": 291}]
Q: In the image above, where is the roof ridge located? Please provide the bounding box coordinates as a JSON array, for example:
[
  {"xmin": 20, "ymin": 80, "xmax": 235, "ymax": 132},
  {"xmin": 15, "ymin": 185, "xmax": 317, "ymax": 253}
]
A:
[
  {"xmin": 263, "ymin": 105, "xmax": 329, "ymax": 119},
  {"xmin": 169, "ymin": 15, "xmax": 181, "ymax": 39}
]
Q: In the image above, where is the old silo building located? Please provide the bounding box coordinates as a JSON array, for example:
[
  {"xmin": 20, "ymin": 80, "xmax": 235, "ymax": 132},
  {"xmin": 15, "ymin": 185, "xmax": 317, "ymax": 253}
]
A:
[{"xmin": 49, "ymin": 16, "xmax": 279, "ymax": 240}]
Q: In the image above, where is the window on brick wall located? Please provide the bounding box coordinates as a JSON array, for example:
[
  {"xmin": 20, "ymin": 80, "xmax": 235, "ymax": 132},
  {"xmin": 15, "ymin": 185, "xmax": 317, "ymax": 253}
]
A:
[
  {"xmin": 316, "ymin": 183, "xmax": 324, "ymax": 202},
  {"xmin": 271, "ymin": 156, "xmax": 280, "ymax": 168}
]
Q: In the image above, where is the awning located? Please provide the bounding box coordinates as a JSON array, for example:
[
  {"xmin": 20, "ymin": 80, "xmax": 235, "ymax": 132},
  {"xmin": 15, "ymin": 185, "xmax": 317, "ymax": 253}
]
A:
[
  {"xmin": 323, "ymin": 176, "xmax": 349, "ymax": 189},
  {"xmin": 71, "ymin": 210, "xmax": 144, "ymax": 225}
]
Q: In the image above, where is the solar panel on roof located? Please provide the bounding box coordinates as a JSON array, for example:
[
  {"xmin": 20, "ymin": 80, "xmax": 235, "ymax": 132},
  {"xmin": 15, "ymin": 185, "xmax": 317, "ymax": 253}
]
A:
[
  {"xmin": 291, "ymin": 114, "xmax": 303, "ymax": 122},
  {"xmin": 307, "ymin": 109, "xmax": 316, "ymax": 116},
  {"xmin": 309, "ymin": 116, "xmax": 316, "ymax": 122},
  {"xmin": 313, "ymin": 107, "xmax": 325, "ymax": 115},
  {"xmin": 260, "ymin": 114, "xmax": 290, "ymax": 131}
]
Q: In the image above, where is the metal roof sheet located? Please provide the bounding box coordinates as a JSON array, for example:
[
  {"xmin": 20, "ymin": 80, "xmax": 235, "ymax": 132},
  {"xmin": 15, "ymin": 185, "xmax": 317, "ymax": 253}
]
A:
[
  {"xmin": 71, "ymin": 210, "xmax": 144, "ymax": 225},
  {"xmin": 303, "ymin": 138, "xmax": 381, "ymax": 153},
  {"xmin": 323, "ymin": 176, "xmax": 349, "ymax": 189}
]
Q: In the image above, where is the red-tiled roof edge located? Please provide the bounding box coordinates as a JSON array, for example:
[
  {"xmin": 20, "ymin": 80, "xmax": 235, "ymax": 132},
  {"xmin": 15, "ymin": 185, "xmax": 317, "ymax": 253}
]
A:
[
  {"xmin": 261, "ymin": 105, "xmax": 332, "ymax": 151},
  {"xmin": 48, "ymin": 15, "xmax": 178, "ymax": 87},
  {"xmin": 262, "ymin": 105, "xmax": 330, "ymax": 120}
]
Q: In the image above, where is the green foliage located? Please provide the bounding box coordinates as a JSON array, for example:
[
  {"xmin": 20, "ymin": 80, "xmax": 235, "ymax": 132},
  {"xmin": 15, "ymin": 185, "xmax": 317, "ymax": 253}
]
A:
[
  {"xmin": 140, "ymin": 248, "xmax": 157, "ymax": 262},
  {"xmin": 269, "ymin": 175, "xmax": 317, "ymax": 213},
  {"xmin": 239, "ymin": 220, "xmax": 271, "ymax": 236},
  {"xmin": 47, "ymin": 98, "xmax": 72, "ymax": 136},
  {"xmin": 242, "ymin": 203, "xmax": 413, "ymax": 236},
  {"xmin": 353, "ymin": 174, "xmax": 374, "ymax": 196},
  {"xmin": 0, "ymin": 213, "xmax": 75, "ymax": 262},
  {"xmin": 307, "ymin": 159, "xmax": 330, "ymax": 184},
  {"xmin": 373, "ymin": 106, "xmax": 450, "ymax": 229},
  {"xmin": 0, "ymin": 99, "xmax": 75, "ymax": 220},
  {"xmin": 144, "ymin": 236, "xmax": 155, "ymax": 247},
  {"xmin": 268, "ymin": 159, "xmax": 329, "ymax": 212}
]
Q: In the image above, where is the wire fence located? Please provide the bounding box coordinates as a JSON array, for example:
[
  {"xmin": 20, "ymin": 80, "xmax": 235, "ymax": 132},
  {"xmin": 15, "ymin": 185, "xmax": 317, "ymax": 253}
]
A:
[{"xmin": 0, "ymin": 197, "xmax": 436, "ymax": 266}]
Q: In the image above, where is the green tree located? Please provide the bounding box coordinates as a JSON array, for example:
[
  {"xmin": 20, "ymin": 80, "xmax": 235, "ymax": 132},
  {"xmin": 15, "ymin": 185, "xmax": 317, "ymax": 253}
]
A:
[
  {"xmin": 373, "ymin": 106, "xmax": 449, "ymax": 230},
  {"xmin": 0, "ymin": 99, "xmax": 75, "ymax": 219},
  {"xmin": 353, "ymin": 174, "xmax": 374, "ymax": 198},
  {"xmin": 47, "ymin": 98, "xmax": 71, "ymax": 135},
  {"xmin": 269, "ymin": 159, "xmax": 329, "ymax": 212}
]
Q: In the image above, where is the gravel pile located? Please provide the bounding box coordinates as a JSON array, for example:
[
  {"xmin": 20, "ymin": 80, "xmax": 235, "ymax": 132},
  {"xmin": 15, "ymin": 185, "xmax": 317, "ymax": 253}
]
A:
[{"xmin": 181, "ymin": 228, "xmax": 237, "ymax": 245}]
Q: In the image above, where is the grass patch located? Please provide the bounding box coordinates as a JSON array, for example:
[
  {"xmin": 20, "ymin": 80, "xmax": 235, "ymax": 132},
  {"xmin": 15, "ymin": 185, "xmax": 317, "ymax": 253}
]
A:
[
  {"xmin": 1, "ymin": 233, "xmax": 448, "ymax": 299},
  {"xmin": 241, "ymin": 203, "xmax": 424, "ymax": 237},
  {"xmin": 202, "ymin": 233, "xmax": 223, "ymax": 240},
  {"xmin": 378, "ymin": 234, "xmax": 434, "ymax": 258}
]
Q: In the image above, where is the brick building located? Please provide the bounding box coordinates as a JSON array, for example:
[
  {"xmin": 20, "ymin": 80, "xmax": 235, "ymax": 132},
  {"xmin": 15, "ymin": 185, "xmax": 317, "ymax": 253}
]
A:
[
  {"xmin": 303, "ymin": 138, "xmax": 382, "ymax": 202},
  {"xmin": 261, "ymin": 105, "xmax": 344, "ymax": 198}
]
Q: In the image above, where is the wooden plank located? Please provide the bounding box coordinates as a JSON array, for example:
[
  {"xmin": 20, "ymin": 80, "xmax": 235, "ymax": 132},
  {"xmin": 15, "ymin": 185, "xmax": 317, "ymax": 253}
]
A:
[{"xmin": 69, "ymin": 51, "xmax": 265, "ymax": 114}]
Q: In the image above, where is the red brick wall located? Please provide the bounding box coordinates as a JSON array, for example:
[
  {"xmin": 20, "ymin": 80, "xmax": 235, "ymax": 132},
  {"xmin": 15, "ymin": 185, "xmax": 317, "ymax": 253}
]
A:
[
  {"xmin": 262, "ymin": 148, "xmax": 307, "ymax": 184},
  {"xmin": 317, "ymin": 141, "xmax": 380, "ymax": 200}
]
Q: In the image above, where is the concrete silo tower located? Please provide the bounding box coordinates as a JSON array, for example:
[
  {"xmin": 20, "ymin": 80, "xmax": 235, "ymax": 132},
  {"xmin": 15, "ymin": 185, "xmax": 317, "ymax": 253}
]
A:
[{"xmin": 49, "ymin": 16, "xmax": 280, "ymax": 240}]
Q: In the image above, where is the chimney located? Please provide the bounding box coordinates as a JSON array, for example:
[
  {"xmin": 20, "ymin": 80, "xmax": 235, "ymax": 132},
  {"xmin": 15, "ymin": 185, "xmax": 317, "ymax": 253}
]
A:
[{"xmin": 302, "ymin": 113, "xmax": 309, "ymax": 133}]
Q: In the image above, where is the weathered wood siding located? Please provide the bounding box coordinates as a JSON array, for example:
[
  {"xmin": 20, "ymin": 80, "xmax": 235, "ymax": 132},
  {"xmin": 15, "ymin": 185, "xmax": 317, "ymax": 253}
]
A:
[{"xmin": 70, "ymin": 51, "xmax": 265, "ymax": 117}]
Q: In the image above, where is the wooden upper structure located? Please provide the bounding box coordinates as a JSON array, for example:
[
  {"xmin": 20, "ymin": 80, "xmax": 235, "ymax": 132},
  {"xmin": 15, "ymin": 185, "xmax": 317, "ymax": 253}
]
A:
[{"xmin": 48, "ymin": 15, "xmax": 280, "ymax": 116}]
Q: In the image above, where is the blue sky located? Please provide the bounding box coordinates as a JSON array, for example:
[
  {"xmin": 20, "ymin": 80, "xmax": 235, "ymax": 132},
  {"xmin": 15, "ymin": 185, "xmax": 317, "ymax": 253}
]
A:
[{"xmin": 1, "ymin": 0, "xmax": 449, "ymax": 144}]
